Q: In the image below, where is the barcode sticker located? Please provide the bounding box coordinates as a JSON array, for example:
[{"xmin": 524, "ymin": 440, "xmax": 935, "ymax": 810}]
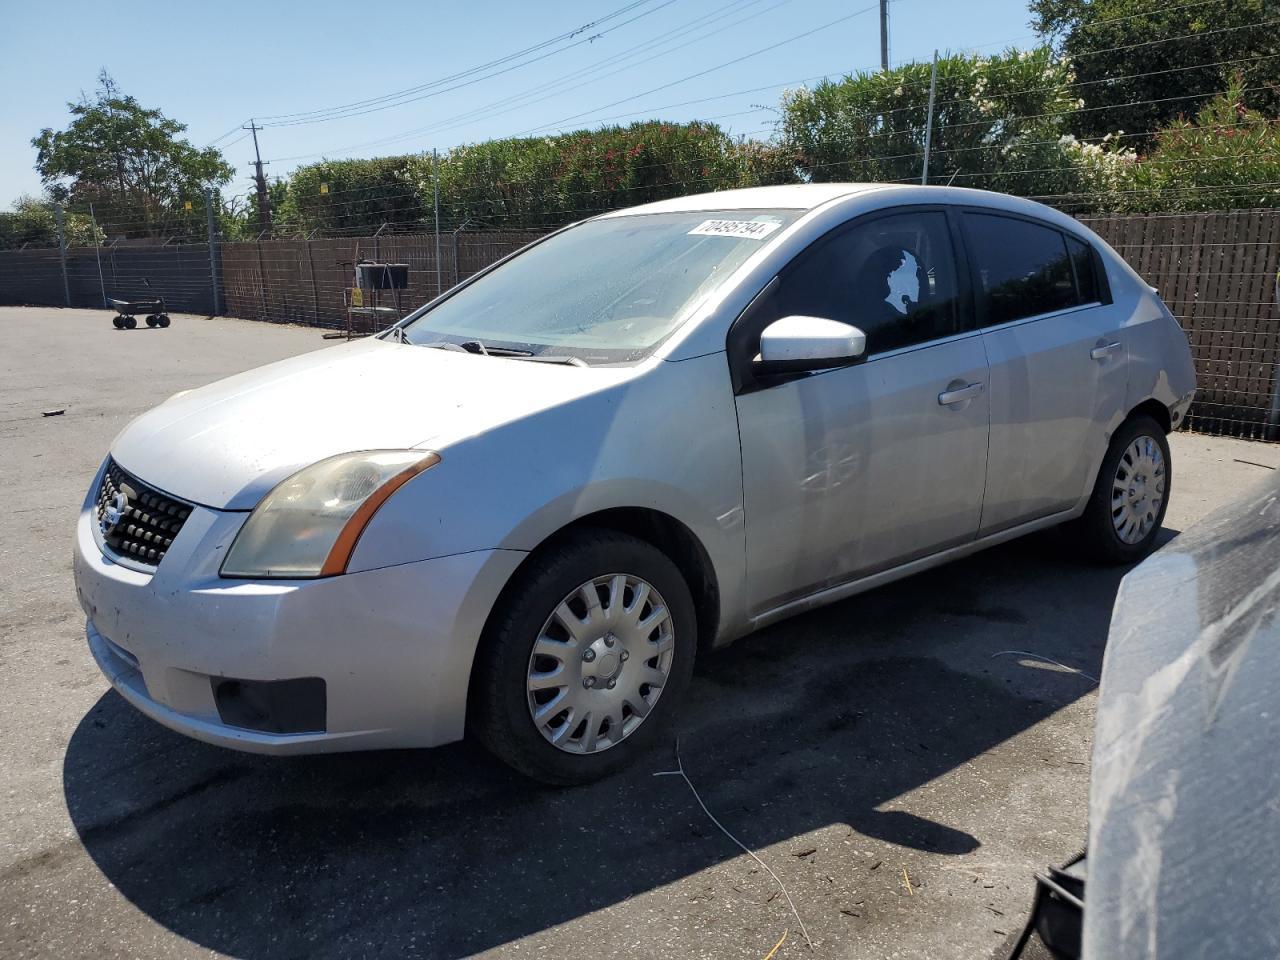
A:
[{"xmin": 688, "ymin": 219, "xmax": 782, "ymax": 240}]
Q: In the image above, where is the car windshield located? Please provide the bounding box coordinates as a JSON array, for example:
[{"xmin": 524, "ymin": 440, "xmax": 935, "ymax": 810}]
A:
[{"xmin": 401, "ymin": 209, "xmax": 801, "ymax": 363}]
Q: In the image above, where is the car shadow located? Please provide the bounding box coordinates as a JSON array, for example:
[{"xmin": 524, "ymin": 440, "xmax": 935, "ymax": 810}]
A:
[{"xmin": 63, "ymin": 528, "xmax": 1173, "ymax": 958}]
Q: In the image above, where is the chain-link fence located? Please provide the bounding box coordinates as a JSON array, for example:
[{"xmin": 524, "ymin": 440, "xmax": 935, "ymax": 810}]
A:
[{"xmin": 2, "ymin": 208, "xmax": 1279, "ymax": 439}]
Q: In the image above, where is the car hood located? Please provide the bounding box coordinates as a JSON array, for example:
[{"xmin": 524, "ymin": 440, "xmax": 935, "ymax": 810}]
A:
[
  {"xmin": 1084, "ymin": 473, "xmax": 1280, "ymax": 958},
  {"xmin": 110, "ymin": 337, "xmax": 634, "ymax": 510}
]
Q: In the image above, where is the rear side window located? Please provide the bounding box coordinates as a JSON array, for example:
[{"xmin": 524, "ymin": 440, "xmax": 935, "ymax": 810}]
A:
[
  {"xmin": 1066, "ymin": 234, "xmax": 1101, "ymax": 304},
  {"xmin": 964, "ymin": 214, "xmax": 1077, "ymax": 325}
]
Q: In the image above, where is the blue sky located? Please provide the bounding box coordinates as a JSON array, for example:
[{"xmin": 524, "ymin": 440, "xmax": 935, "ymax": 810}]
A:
[{"xmin": 0, "ymin": 0, "xmax": 1037, "ymax": 208}]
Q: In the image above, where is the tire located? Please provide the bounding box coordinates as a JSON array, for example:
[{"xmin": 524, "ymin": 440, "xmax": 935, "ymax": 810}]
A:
[
  {"xmin": 157, "ymin": 314, "xmax": 171, "ymax": 328},
  {"xmin": 469, "ymin": 528, "xmax": 697, "ymax": 785},
  {"xmin": 1070, "ymin": 414, "xmax": 1171, "ymax": 564},
  {"xmin": 112, "ymin": 316, "xmax": 124, "ymax": 329},
  {"xmin": 123, "ymin": 316, "xmax": 137, "ymax": 330},
  {"xmin": 145, "ymin": 315, "xmax": 158, "ymax": 328}
]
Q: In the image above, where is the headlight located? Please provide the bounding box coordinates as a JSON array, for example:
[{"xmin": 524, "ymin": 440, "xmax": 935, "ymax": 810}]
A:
[{"xmin": 220, "ymin": 450, "xmax": 440, "ymax": 579}]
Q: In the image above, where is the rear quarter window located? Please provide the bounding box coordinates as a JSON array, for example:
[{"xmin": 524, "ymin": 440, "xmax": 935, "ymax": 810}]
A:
[{"xmin": 1066, "ymin": 234, "xmax": 1103, "ymax": 304}]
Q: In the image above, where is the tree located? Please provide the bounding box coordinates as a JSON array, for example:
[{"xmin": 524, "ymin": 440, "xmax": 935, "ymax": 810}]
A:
[
  {"xmin": 279, "ymin": 122, "xmax": 799, "ymax": 235},
  {"xmin": 1108, "ymin": 80, "xmax": 1280, "ymax": 212},
  {"xmin": 435, "ymin": 121, "xmax": 792, "ymax": 229},
  {"xmin": 283, "ymin": 156, "xmax": 429, "ymax": 236},
  {"xmin": 1029, "ymin": 0, "xmax": 1279, "ymax": 145},
  {"xmin": 31, "ymin": 71, "xmax": 233, "ymax": 239},
  {"xmin": 0, "ymin": 195, "xmax": 102, "ymax": 250},
  {"xmin": 779, "ymin": 49, "xmax": 1091, "ymax": 200}
]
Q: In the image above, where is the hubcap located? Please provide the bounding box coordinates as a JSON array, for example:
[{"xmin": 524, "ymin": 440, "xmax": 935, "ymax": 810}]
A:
[
  {"xmin": 526, "ymin": 574, "xmax": 674, "ymax": 755},
  {"xmin": 1111, "ymin": 435, "xmax": 1166, "ymax": 545}
]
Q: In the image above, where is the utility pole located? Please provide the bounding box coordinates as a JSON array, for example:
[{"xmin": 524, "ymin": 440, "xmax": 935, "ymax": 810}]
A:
[
  {"xmin": 879, "ymin": 0, "xmax": 889, "ymax": 71},
  {"xmin": 244, "ymin": 120, "xmax": 272, "ymax": 237}
]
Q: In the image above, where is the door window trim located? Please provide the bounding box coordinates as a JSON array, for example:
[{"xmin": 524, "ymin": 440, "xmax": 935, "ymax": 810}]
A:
[
  {"xmin": 974, "ymin": 301, "xmax": 1104, "ymax": 336},
  {"xmin": 726, "ymin": 204, "xmax": 977, "ymax": 395},
  {"xmin": 955, "ymin": 207, "xmax": 1113, "ymax": 329}
]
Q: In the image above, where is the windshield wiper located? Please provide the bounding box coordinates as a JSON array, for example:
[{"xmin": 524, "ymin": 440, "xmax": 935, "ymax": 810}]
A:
[
  {"xmin": 506, "ymin": 354, "xmax": 588, "ymax": 367},
  {"xmin": 459, "ymin": 340, "xmax": 535, "ymax": 357},
  {"xmin": 412, "ymin": 338, "xmax": 584, "ymax": 366}
]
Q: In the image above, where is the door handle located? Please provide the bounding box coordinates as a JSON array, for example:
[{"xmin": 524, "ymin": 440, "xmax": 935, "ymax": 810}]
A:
[
  {"xmin": 1090, "ymin": 341, "xmax": 1122, "ymax": 361},
  {"xmin": 938, "ymin": 382, "xmax": 985, "ymax": 406}
]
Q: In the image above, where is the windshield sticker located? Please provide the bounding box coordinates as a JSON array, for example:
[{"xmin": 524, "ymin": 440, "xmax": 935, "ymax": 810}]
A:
[{"xmin": 688, "ymin": 219, "xmax": 782, "ymax": 240}]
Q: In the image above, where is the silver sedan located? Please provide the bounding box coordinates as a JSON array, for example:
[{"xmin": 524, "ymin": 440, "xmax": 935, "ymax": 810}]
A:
[{"xmin": 73, "ymin": 184, "xmax": 1196, "ymax": 783}]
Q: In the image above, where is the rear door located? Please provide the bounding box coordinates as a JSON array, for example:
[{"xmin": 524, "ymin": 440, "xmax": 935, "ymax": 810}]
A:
[{"xmin": 961, "ymin": 212, "xmax": 1127, "ymax": 535}]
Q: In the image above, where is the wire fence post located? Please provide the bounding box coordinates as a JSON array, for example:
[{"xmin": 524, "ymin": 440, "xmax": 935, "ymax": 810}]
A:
[
  {"xmin": 255, "ymin": 230, "xmax": 270, "ymax": 321},
  {"xmin": 204, "ymin": 188, "xmax": 223, "ymax": 315},
  {"xmin": 433, "ymin": 148, "xmax": 442, "ymax": 297},
  {"xmin": 305, "ymin": 229, "xmax": 321, "ymax": 325},
  {"xmin": 922, "ymin": 50, "xmax": 938, "ymax": 185},
  {"xmin": 54, "ymin": 203, "xmax": 71, "ymax": 306},
  {"xmin": 89, "ymin": 203, "xmax": 107, "ymax": 307},
  {"xmin": 451, "ymin": 218, "xmax": 472, "ymax": 288}
]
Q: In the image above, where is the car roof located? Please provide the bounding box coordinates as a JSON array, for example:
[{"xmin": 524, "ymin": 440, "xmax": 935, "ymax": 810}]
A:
[
  {"xmin": 597, "ymin": 183, "xmax": 1087, "ymax": 228},
  {"xmin": 598, "ymin": 183, "xmax": 891, "ymax": 216}
]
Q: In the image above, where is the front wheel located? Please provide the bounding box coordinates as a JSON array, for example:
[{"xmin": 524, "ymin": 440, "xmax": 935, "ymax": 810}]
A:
[
  {"xmin": 1071, "ymin": 414, "xmax": 1171, "ymax": 564},
  {"xmin": 469, "ymin": 529, "xmax": 696, "ymax": 785}
]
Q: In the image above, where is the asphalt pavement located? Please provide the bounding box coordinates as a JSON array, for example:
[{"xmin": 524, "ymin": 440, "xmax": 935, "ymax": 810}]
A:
[{"xmin": 3, "ymin": 306, "xmax": 1277, "ymax": 960}]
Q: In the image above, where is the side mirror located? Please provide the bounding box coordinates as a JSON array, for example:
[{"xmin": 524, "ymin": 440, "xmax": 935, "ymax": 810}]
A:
[{"xmin": 755, "ymin": 315, "xmax": 866, "ymax": 375}]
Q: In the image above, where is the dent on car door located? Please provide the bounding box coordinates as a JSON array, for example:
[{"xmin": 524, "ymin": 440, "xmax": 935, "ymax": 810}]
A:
[
  {"xmin": 963, "ymin": 213, "xmax": 1127, "ymax": 535},
  {"xmin": 732, "ymin": 209, "xmax": 990, "ymax": 617}
]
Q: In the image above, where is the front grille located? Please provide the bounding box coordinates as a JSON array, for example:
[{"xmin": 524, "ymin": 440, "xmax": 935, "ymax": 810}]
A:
[{"xmin": 96, "ymin": 459, "xmax": 192, "ymax": 567}]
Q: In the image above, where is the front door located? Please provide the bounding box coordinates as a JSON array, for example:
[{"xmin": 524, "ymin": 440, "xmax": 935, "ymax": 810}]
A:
[{"xmin": 732, "ymin": 209, "xmax": 991, "ymax": 616}]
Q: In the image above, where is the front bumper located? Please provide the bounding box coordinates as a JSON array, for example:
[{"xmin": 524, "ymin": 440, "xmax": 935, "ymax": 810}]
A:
[{"xmin": 73, "ymin": 484, "xmax": 525, "ymax": 755}]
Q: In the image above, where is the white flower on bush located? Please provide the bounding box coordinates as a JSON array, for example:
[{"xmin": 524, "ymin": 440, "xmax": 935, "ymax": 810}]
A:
[{"xmin": 1062, "ymin": 135, "xmax": 1138, "ymax": 193}]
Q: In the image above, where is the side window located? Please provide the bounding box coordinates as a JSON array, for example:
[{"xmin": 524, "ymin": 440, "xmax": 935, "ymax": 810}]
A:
[
  {"xmin": 964, "ymin": 214, "xmax": 1076, "ymax": 325},
  {"xmin": 773, "ymin": 210, "xmax": 962, "ymax": 355},
  {"xmin": 1066, "ymin": 234, "xmax": 1101, "ymax": 304}
]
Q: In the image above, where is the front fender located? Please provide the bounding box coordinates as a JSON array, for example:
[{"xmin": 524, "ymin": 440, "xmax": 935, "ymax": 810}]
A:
[{"xmin": 347, "ymin": 353, "xmax": 749, "ymax": 642}]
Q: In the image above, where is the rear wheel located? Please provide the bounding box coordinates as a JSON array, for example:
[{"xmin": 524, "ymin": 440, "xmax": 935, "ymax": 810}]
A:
[
  {"xmin": 112, "ymin": 316, "xmax": 125, "ymax": 329},
  {"xmin": 145, "ymin": 315, "xmax": 158, "ymax": 328},
  {"xmin": 1071, "ymin": 414, "xmax": 1170, "ymax": 564},
  {"xmin": 157, "ymin": 314, "xmax": 171, "ymax": 328},
  {"xmin": 469, "ymin": 529, "xmax": 696, "ymax": 785},
  {"xmin": 123, "ymin": 315, "xmax": 137, "ymax": 330}
]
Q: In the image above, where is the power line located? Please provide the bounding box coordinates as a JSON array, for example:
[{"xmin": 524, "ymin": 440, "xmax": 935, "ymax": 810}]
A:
[
  {"xmin": 257, "ymin": 0, "xmax": 679, "ymax": 128},
  {"xmin": 264, "ymin": 0, "xmax": 791, "ymax": 163},
  {"xmin": 515, "ymin": 3, "xmax": 883, "ymax": 136}
]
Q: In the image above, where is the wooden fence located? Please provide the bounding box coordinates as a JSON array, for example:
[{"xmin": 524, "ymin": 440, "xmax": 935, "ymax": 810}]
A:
[
  {"xmin": 3, "ymin": 212, "xmax": 1279, "ymax": 438},
  {"xmin": 1080, "ymin": 210, "xmax": 1280, "ymax": 439},
  {"xmin": 220, "ymin": 230, "xmax": 546, "ymax": 329}
]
